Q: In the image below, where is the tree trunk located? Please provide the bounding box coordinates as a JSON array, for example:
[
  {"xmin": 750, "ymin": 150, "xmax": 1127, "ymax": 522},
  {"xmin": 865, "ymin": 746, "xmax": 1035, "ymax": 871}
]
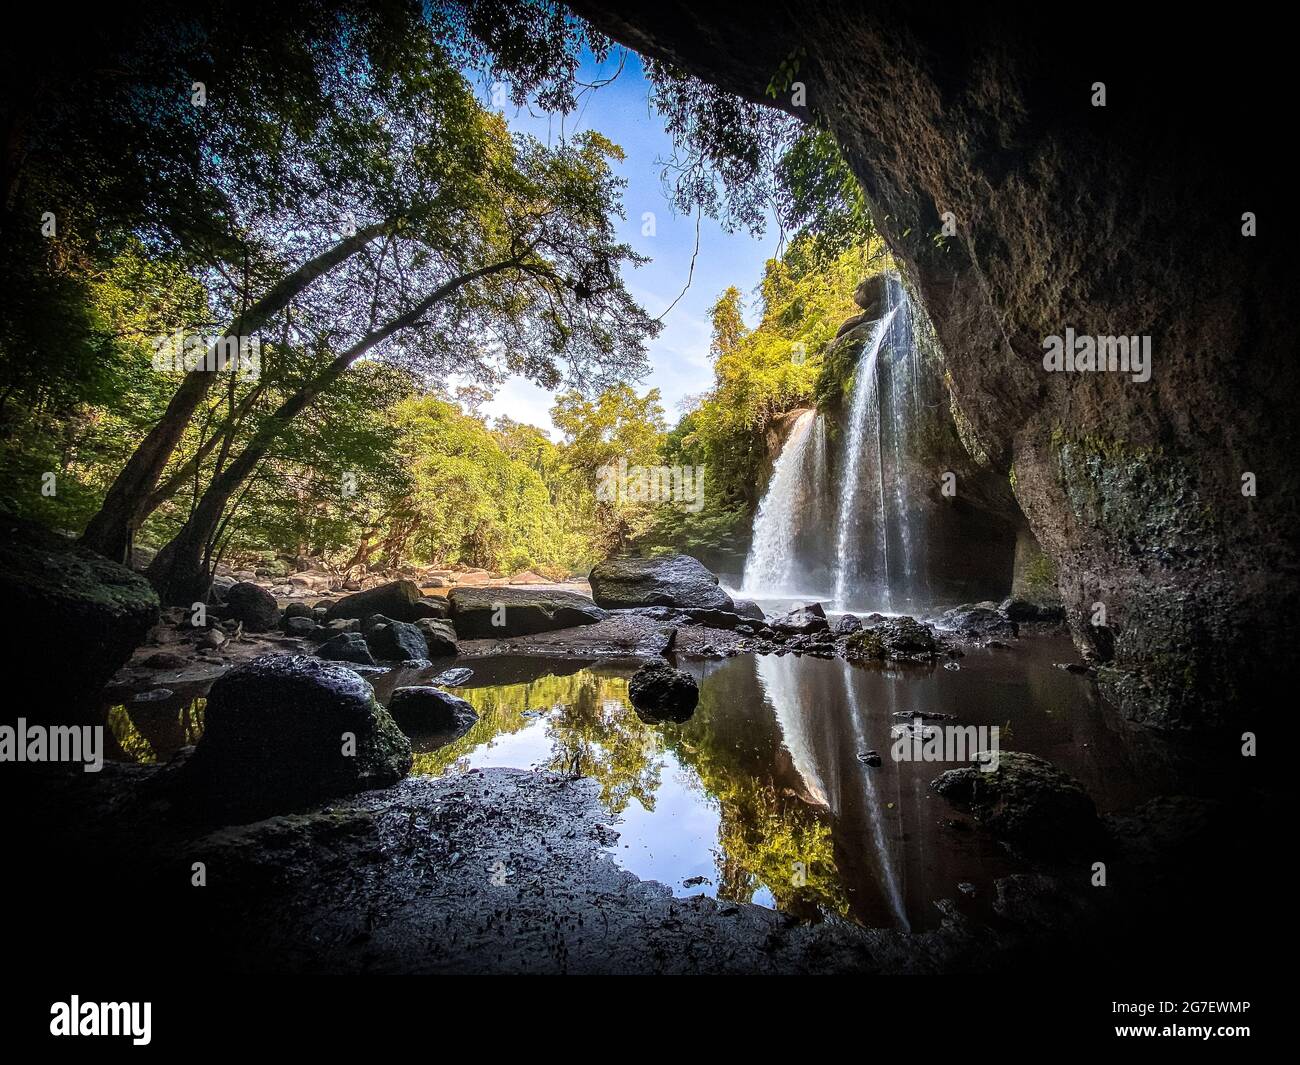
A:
[
  {"xmin": 147, "ymin": 258, "xmax": 522, "ymax": 602},
  {"xmin": 79, "ymin": 222, "xmax": 389, "ymax": 563}
]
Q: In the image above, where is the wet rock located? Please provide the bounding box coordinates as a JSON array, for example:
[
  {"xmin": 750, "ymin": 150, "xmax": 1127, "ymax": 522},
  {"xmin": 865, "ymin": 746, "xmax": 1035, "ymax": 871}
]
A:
[
  {"xmin": 430, "ymin": 667, "xmax": 473, "ymax": 687},
  {"xmin": 413, "ymin": 617, "xmax": 457, "ymax": 657},
  {"xmin": 1055, "ymin": 661, "xmax": 1091, "ymax": 674},
  {"xmin": 0, "ymin": 516, "xmax": 159, "ymax": 711},
  {"xmin": 174, "ymin": 654, "xmax": 411, "ymax": 821},
  {"xmin": 224, "ymin": 582, "xmax": 280, "ymax": 632},
  {"xmin": 999, "ymin": 597, "xmax": 1065, "ymax": 624},
  {"xmin": 411, "ymin": 596, "xmax": 449, "ymax": 619},
  {"xmin": 935, "ymin": 605, "xmax": 1017, "ymax": 638},
  {"xmin": 320, "ymin": 618, "xmax": 358, "ymax": 637},
  {"xmin": 857, "ymin": 749, "xmax": 882, "ymax": 767},
  {"xmin": 365, "ymin": 619, "xmax": 428, "ymax": 662},
  {"xmin": 678, "ymin": 607, "xmax": 747, "ymax": 629},
  {"xmin": 315, "ymin": 632, "xmax": 376, "ymax": 666},
  {"xmin": 325, "ymin": 580, "xmax": 424, "ymax": 622},
  {"xmin": 132, "ymin": 688, "xmax": 173, "ymax": 704},
  {"xmin": 853, "ymin": 273, "xmax": 888, "ymax": 316},
  {"xmin": 448, "ymin": 586, "xmax": 606, "ymax": 638},
  {"xmin": 197, "ymin": 628, "xmax": 227, "ymax": 651},
  {"xmin": 930, "ymin": 751, "xmax": 1102, "ymax": 857},
  {"xmin": 588, "ymin": 554, "xmax": 734, "ymax": 612},
  {"xmin": 283, "ymin": 602, "xmax": 315, "ymax": 622},
  {"xmin": 845, "ymin": 616, "xmax": 938, "ymax": 659},
  {"xmin": 284, "ymin": 617, "xmax": 318, "ymax": 637},
  {"xmin": 732, "ymin": 598, "xmax": 766, "ymax": 622},
  {"xmin": 387, "ymin": 686, "xmax": 477, "ymax": 737},
  {"xmin": 628, "ymin": 662, "xmax": 699, "ymax": 722},
  {"xmin": 770, "ymin": 602, "xmax": 830, "ymax": 635},
  {"xmin": 834, "ymin": 613, "xmax": 863, "ymax": 636}
]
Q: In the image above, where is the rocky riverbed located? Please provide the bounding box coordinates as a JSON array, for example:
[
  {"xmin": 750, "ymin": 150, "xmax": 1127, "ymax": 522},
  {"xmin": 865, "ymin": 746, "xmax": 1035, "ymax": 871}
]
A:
[{"xmin": 6, "ymin": 540, "xmax": 1276, "ymax": 976}]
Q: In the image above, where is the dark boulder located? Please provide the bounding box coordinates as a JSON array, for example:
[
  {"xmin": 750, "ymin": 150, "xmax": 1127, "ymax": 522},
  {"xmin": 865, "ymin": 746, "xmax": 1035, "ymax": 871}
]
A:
[
  {"xmin": 845, "ymin": 616, "xmax": 939, "ymax": 660},
  {"xmin": 448, "ymin": 586, "xmax": 606, "ymax": 638},
  {"xmin": 936, "ymin": 605, "xmax": 1018, "ymax": 638},
  {"xmin": 588, "ymin": 554, "xmax": 734, "ymax": 612},
  {"xmin": 225, "ymin": 582, "xmax": 280, "ymax": 632},
  {"xmin": 678, "ymin": 607, "xmax": 746, "ymax": 629},
  {"xmin": 283, "ymin": 602, "xmax": 315, "ymax": 622},
  {"xmin": 930, "ymin": 751, "xmax": 1102, "ymax": 858},
  {"xmin": 414, "ymin": 617, "xmax": 457, "ymax": 657},
  {"xmin": 411, "ymin": 596, "xmax": 449, "ymax": 619},
  {"xmin": 731, "ymin": 598, "xmax": 766, "ymax": 622},
  {"xmin": 430, "ymin": 667, "xmax": 474, "ymax": 687},
  {"xmin": 325, "ymin": 580, "xmax": 423, "ymax": 622},
  {"xmin": 315, "ymin": 632, "xmax": 376, "ymax": 666},
  {"xmin": 283, "ymin": 616, "xmax": 318, "ymax": 637},
  {"xmin": 769, "ymin": 602, "xmax": 830, "ymax": 635},
  {"xmin": 834, "ymin": 613, "xmax": 863, "ymax": 636},
  {"xmin": 628, "ymin": 662, "xmax": 699, "ymax": 722},
  {"xmin": 998, "ymin": 597, "xmax": 1065, "ymax": 624},
  {"xmin": 365, "ymin": 619, "xmax": 429, "ymax": 662},
  {"xmin": 387, "ymin": 686, "xmax": 477, "ymax": 737},
  {"xmin": 173, "ymin": 654, "xmax": 411, "ymax": 821},
  {"xmin": 0, "ymin": 517, "xmax": 159, "ymax": 712},
  {"xmin": 853, "ymin": 274, "xmax": 888, "ymax": 317}
]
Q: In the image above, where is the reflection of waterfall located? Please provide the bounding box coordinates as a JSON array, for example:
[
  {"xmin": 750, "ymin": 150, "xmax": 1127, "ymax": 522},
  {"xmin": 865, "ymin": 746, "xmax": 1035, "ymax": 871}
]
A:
[
  {"xmin": 741, "ymin": 274, "xmax": 929, "ymax": 613},
  {"xmin": 742, "ymin": 409, "xmax": 827, "ymax": 596},
  {"xmin": 837, "ymin": 664, "xmax": 909, "ymax": 930},
  {"xmin": 756, "ymin": 654, "xmax": 910, "ymax": 930}
]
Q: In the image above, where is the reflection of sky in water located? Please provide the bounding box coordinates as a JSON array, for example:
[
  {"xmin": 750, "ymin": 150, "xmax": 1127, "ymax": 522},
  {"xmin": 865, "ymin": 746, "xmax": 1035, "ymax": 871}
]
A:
[{"xmin": 429, "ymin": 704, "xmax": 727, "ymax": 901}]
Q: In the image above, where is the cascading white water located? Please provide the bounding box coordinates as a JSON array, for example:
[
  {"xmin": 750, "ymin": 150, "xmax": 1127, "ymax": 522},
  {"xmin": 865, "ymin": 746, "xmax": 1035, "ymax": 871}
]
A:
[
  {"xmin": 832, "ymin": 303, "xmax": 900, "ymax": 609},
  {"xmin": 741, "ymin": 273, "xmax": 927, "ymax": 613},
  {"xmin": 742, "ymin": 409, "xmax": 823, "ymax": 595}
]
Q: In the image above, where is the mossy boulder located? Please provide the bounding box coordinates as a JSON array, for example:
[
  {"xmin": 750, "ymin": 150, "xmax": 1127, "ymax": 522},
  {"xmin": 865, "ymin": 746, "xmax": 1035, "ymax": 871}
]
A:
[
  {"xmin": 846, "ymin": 616, "xmax": 938, "ymax": 660},
  {"xmin": 931, "ymin": 751, "xmax": 1102, "ymax": 858},
  {"xmin": 0, "ymin": 516, "xmax": 159, "ymax": 714},
  {"xmin": 174, "ymin": 654, "xmax": 411, "ymax": 822}
]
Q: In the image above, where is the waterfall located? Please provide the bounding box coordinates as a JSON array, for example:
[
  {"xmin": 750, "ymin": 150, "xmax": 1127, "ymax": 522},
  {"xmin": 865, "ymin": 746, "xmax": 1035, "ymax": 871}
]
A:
[
  {"xmin": 831, "ymin": 276, "xmax": 927, "ymax": 612},
  {"xmin": 742, "ymin": 409, "xmax": 823, "ymax": 595},
  {"xmin": 741, "ymin": 273, "xmax": 928, "ymax": 612},
  {"xmin": 832, "ymin": 301, "xmax": 901, "ymax": 610}
]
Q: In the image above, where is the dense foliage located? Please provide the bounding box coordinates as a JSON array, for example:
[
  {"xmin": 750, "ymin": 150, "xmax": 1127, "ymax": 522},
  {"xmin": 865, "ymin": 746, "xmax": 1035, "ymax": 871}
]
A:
[{"xmin": 0, "ymin": 0, "xmax": 880, "ymax": 583}]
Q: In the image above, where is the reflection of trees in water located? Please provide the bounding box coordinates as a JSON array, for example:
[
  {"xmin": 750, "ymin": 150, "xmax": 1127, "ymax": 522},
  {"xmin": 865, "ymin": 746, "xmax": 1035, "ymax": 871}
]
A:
[
  {"xmin": 410, "ymin": 672, "xmax": 630, "ymax": 777},
  {"xmin": 668, "ymin": 671, "xmax": 851, "ymax": 919},
  {"xmin": 106, "ymin": 705, "xmax": 158, "ymax": 764},
  {"xmin": 409, "ymin": 660, "xmax": 850, "ymax": 919},
  {"xmin": 543, "ymin": 681, "xmax": 662, "ymax": 817},
  {"xmin": 105, "ymin": 698, "xmax": 206, "ymax": 764}
]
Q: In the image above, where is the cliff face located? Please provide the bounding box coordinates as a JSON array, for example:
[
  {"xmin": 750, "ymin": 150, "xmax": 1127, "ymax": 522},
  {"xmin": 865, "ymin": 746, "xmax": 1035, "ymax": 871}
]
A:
[{"xmin": 573, "ymin": 2, "xmax": 1297, "ymax": 728}]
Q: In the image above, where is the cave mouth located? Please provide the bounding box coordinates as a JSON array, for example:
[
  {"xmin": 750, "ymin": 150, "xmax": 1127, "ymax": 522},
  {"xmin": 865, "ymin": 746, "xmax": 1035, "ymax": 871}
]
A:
[{"xmin": 0, "ymin": 0, "xmax": 1287, "ymax": 1006}]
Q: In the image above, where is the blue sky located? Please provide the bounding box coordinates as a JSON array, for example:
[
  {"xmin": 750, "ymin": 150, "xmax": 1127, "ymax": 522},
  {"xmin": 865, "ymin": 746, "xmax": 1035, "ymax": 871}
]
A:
[{"xmin": 461, "ymin": 50, "xmax": 779, "ymax": 438}]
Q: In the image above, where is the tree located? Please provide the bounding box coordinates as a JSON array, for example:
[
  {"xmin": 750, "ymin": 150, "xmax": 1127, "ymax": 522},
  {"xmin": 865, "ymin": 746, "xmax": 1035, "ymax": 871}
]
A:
[
  {"xmin": 551, "ymin": 385, "xmax": 667, "ymax": 553},
  {"xmin": 709, "ymin": 286, "xmax": 749, "ymax": 360},
  {"xmin": 145, "ymin": 115, "xmax": 659, "ymax": 602}
]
